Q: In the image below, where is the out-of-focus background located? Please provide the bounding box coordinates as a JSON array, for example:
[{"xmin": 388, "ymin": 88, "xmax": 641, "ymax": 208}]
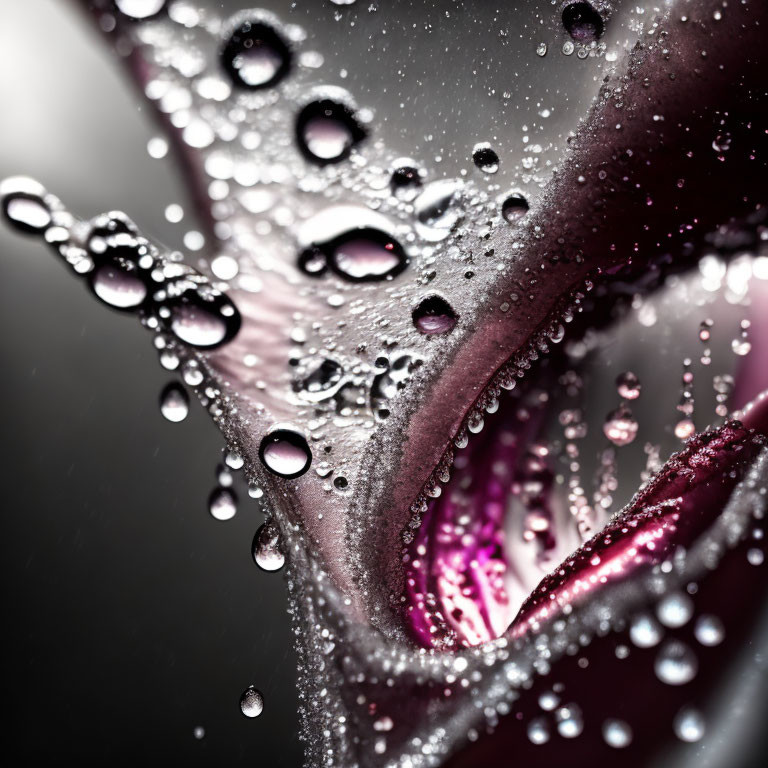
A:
[{"xmin": 0, "ymin": 2, "xmax": 300, "ymax": 764}]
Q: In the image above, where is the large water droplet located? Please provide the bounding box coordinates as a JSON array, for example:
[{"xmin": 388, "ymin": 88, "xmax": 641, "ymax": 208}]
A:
[
  {"xmin": 673, "ymin": 707, "xmax": 706, "ymax": 742},
  {"xmin": 252, "ymin": 519, "xmax": 285, "ymax": 572},
  {"xmin": 301, "ymin": 228, "xmax": 407, "ymax": 282},
  {"xmin": 259, "ymin": 427, "xmax": 312, "ymax": 478},
  {"xmin": 562, "ymin": 2, "xmax": 604, "ymax": 43},
  {"xmin": 602, "ymin": 719, "xmax": 632, "ymax": 748},
  {"xmin": 222, "ymin": 20, "xmax": 291, "ymax": 89},
  {"xmin": 160, "ymin": 382, "xmax": 189, "ymax": 423},
  {"xmin": 501, "ymin": 193, "xmax": 529, "ymax": 224},
  {"xmin": 655, "ymin": 640, "xmax": 698, "ymax": 685},
  {"xmin": 2, "ymin": 184, "xmax": 52, "ymax": 233},
  {"xmin": 240, "ymin": 686, "xmax": 264, "ymax": 718},
  {"xmin": 91, "ymin": 262, "xmax": 148, "ymax": 309},
  {"xmin": 296, "ymin": 100, "xmax": 365, "ymax": 164},
  {"xmin": 412, "ymin": 295, "xmax": 457, "ymax": 335},
  {"xmin": 209, "ymin": 487, "xmax": 237, "ymax": 521},
  {"xmin": 168, "ymin": 289, "xmax": 241, "ymax": 348},
  {"xmin": 115, "ymin": 0, "xmax": 166, "ymax": 20}
]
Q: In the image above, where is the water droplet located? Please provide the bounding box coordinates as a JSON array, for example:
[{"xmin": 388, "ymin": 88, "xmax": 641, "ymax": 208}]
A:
[
  {"xmin": 472, "ymin": 143, "xmax": 499, "ymax": 174},
  {"xmin": 193, "ymin": 725, "xmax": 205, "ymax": 740},
  {"xmin": 412, "ymin": 295, "xmax": 457, "ymax": 335},
  {"xmin": 301, "ymin": 228, "xmax": 407, "ymax": 282},
  {"xmin": 414, "ymin": 180, "xmax": 464, "ymax": 242},
  {"xmin": 240, "ymin": 686, "xmax": 264, "ymax": 718},
  {"xmin": 555, "ymin": 704, "xmax": 584, "ymax": 738},
  {"xmin": 747, "ymin": 547, "xmax": 764, "ymax": 566},
  {"xmin": 209, "ymin": 487, "xmax": 237, "ymax": 521},
  {"xmin": 371, "ymin": 353, "xmax": 421, "ymax": 414},
  {"xmin": 501, "ymin": 194, "xmax": 529, "ymax": 223},
  {"xmin": 527, "ymin": 717, "xmax": 550, "ymax": 745},
  {"xmin": 296, "ymin": 100, "xmax": 365, "ymax": 164},
  {"xmin": 538, "ymin": 690, "xmax": 560, "ymax": 711},
  {"xmin": 536, "ymin": 42, "xmax": 548, "ymax": 57},
  {"xmin": 2, "ymin": 183, "xmax": 52, "ymax": 233},
  {"xmin": 616, "ymin": 371, "xmax": 641, "ymax": 400},
  {"xmin": 160, "ymin": 382, "xmax": 189, "ymax": 423},
  {"xmin": 656, "ymin": 592, "xmax": 693, "ymax": 628},
  {"xmin": 673, "ymin": 707, "xmax": 705, "ymax": 742},
  {"xmin": 694, "ymin": 615, "xmax": 724, "ymax": 647},
  {"xmin": 562, "ymin": 2, "xmax": 604, "ymax": 43},
  {"xmin": 390, "ymin": 162, "xmax": 423, "ymax": 200},
  {"xmin": 603, "ymin": 406, "xmax": 638, "ymax": 446},
  {"xmin": 168, "ymin": 289, "xmax": 241, "ymax": 348},
  {"xmin": 252, "ymin": 519, "xmax": 285, "ymax": 572},
  {"xmin": 655, "ymin": 640, "xmax": 698, "ymax": 685},
  {"xmin": 222, "ymin": 20, "xmax": 291, "ymax": 90},
  {"xmin": 602, "ymin": 719, "xmax": 632, "ymax": 748},
  {"xmin": 259, "ymin": 427, "xmax": 312, "ymax": 478},
  {"xmin": 298, "ymin": 358, "xmax": 344, "ymax": 399},
  {"xmin": 674, "ymin": 419, "xmax": 696, "ymax": 440},
  {"xmin": 91, "ymin": 262, "xmax": 148, "ymax": 310},
  {"xmin": 630, "ymin": 613, "xmax": 662, "ymax": 648},
  {"xmin": 115, "ymin": 0, "xmax": 166, "ymax": 20}
]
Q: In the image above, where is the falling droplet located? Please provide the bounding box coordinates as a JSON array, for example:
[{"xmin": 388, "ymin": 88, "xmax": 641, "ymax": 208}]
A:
[
  {"xmin": 616, "ymin": 371, "xmax": 641, "ymax": 400},
  {"xmin": 603, "ymin": 405, "xmax": 638, "ymax": 446},
  {"xmin": 221, "ymin": 20, "xmax": 291, "ymax": 90},
  {"xmin": 629, "ymin": 613, "xmax": 662, "ymax": 648},
  {"xmin": 562, "ymin": 2, "xmax": 604, "ymax": 43},
  {"xmin": 501, "ymin": 194, "xmax": 529, "ymax": 223},
  {"xmin": 115, "ymin": 0, "xmax": 166, "ymax": 20},
  {"xmin": 259, "ymin": 427, "xmax": 312, "ymax": 478},
  {"xmin": 674, "ymin": 419, "xmax": 696, "ymax": 440},
  {"xmin": 694, "ymin": 615, "xmax": 724, "ymax": 647},
  {"xmin": 239, "ymin": 686, "xmax": 264, "ymax": 718},
  {"xmin": 655, "ymin": 640, "xmax": 698, "ymax": 686},
  {"xmin": 472, "ymin": 143, "xmax": 499, "ymax": 174},
  {"xmin": 252, "ymin": 519, "xmax": 285, "ymax": 572},
  {"xmin": 193, "ymin": 726, "xmax": 205, "ymax": 740},
  {"xmin": 209, "ymin": 487, "xmax": 237, "ymax": 521},
  {"xmin": 160, "ymin": 382, "xmax": 189, "ymax": 423},
  {"xmin": 296, "ymin": 100, "xmax": 365, "ymax": 164},
  {"xmin": 674, "ymin": 707, "xmax": 706, "ymax": 742},
  {"xmin": 602, "ymin": 719, "xmax": 632, "ymax": 749},
  {"xmin": 656, "ymin": 592, "xmax": 693, "ymax": 628},
  {"xmin": 412, "ymin": 295, "xmax": 457, "ymax": 335},
  {"xmin": 555, "ymin": 704, "xmax": 584, "ymax": 738},
  {"xmin": 527, "ymin": 717, "xmax": 550, "ymax": 745}
]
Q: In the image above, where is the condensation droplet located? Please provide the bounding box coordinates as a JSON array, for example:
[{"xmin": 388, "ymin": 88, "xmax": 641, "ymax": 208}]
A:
[
  {"xmin": 562, "ymin": 2, "xmax": 604, "ymax": 43},
  {"xmin": 296, "ymin": 100, "xmax": 365, "ymax": 164},
  {"xmin": 252, "ymin": 519, "xmax": 285, "ymax": 572},
  {"xmin": 259, "ymin": 427, "xmax": 312, "ymax": 478},
  {"xmin": 115, "ymin": 0, "xmax": 166, "ymax": 20},
  {"xmin": 472, "ymin": 143, "xmax": 499, "ymax": 174},
  {"xmin": 555, "ymin": 704, "xmax": 584, "ymax": 738},
  {"xmin": 412, "ymin": 295, "xmax": 457, "ymax": 335},
  {"xmin": 160, "ymin": 382, "xmax": 189, "ymax": 423},
  {"xmin": 501, "ymin": 194, "xmax": 529, "ymax": 224},
  {"xmin": 240, "ymin": 686, "xmax": 264, "ymax": 718},
  {"xmin": 222, "ymin": 20, "xmax": 291, "ymax": 90}
]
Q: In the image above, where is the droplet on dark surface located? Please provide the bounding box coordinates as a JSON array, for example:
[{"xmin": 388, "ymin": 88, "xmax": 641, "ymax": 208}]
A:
[
  {"xmin": 501, "ymin": 193, "xmax": 529, "ymax": 223},
  {"xmin": 472, "ymin": 142, "xmax": 499, "ymax": 174},
  {"xmin": 239, "ymin": 686, "xmax": 264, "ymax": 718},
  {"xmin": 259, "ymin": 427, "xmax": 312, "ymax": 479},
  {"xmin": 390, "ymin": 162, "xmax": 423, "ymax": 200},
  {"xmin": 221, "ymin": 20, "xmax": 291, "ymax": 90},
  {"xmin": 298, "ymin": 246, "xmax": 328, "ymax": 277},
  {"xmin": 159, "ymin": 382, "xmax": 189, "ymax": 423},
  {"xmin": 296, "ymin": 100, "xmax": 366, "ymax": 164},
  {"xmin": 167, "ymin": 288, "xmax": 241, "ymax": 348},
  {"xmin": 562, "ymin": 2, "xmax": 604, "ymax": 43},
  {"xmin": 209, "ymin": 486, "xmax": 237, "ymax": 521},
  {"xmin": 412, "ymin": 295, "xmax": 457, "ymax": 335}
]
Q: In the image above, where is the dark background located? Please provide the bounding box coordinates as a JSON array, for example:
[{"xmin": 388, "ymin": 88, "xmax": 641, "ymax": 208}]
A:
[{"xmin": 0, "ymin": 1, "xmax": 300, "ymax": 764}]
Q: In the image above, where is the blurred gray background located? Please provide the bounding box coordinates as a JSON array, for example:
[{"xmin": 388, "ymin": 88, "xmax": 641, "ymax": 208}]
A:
[{"xmin": 0, "ymin": 1, "xmax": 300, "ymax": 764}]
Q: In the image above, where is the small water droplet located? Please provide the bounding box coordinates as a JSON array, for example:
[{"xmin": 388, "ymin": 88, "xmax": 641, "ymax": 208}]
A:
[
  {"xmin": 630, "ymin": 613, "xmax": 662, "ymax": 648},
  {"xmin": 501, "ymin": 194, "xmax": 529, "ymax": 223},
  {"xmin": 655, "ymin": 640, "xmax": 698, "ymax": 685},
  {"xmin": 602, "ymin": 719, "xmax": 632, "ymax": 748},
  {"xmin": 193, "ymin": 725, "xmax": 205, "ymax": 740},
  {"xmin": 536, "ymin": 42, "xmax": 548, "ymax": 57},
  {"xmin": 252, "ymin": 519, "xmax": 285, "ymax": 572},
  {"xmin": 656, "ymin": 592, "xmax": 693, "ymax": 628},
  {"xmin": 209, "ymin": 487, "xmax": 237, "ymax": 521},
  {"xmin": 673, "ymin": 707, "xmax": 705, "ymax": 742},
  {"xmin": 259, "ymin": 427, "xmax": 312, "ymax": 478},
  {"xmin": 222, "ymin": 20, "xmax": 291, "ymax": 90},
  {"xmin": 603, "ymin": 406, "xmax": 638, "ymax": 446},
  {"xmin": 616, "ymin": 371, "xmax": 641, "ymax": 400},
  {"xmin": 527, "ymin": 717, "xmax": 550, "ymax": 745},
  {"xmin": 674, "ymin": 419, "xmax": 696, "ymax": 440},
  {"xmin": 412, "ymin": 295, "xmax": 457, "ymax": 335},
  {"xmin": 239, "ymin": 686, "xmax": 264, "ymax": 718},
  {"xmin": 160, "ymin": 382, "xmax": 189, "ymax": 423},
  {"xmin": 694, "ymin": 615, "xmax": 724, "ymax": 647},
  {"xmin": 296, "ymin": 100, "xmax": 365, "ymax": 164},
  {"xmin": 555, "ymin": 704, "xmax": 584, "ymax": 738},
  {"xmin": 472, "ymin": 143, "xmax": 499, "ymax": 174}
]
